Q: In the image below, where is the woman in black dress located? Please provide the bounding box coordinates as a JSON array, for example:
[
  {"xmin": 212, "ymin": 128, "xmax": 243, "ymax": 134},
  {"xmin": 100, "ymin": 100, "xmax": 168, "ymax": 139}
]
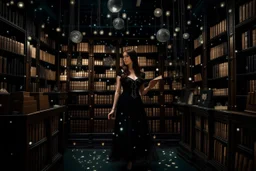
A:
[{"xmin": 108, "ymin": 49, "xmax": 159, "ymax": 170}]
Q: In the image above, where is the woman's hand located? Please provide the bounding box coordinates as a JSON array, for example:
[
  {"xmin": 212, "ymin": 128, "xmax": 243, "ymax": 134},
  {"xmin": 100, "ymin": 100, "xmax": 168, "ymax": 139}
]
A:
[
  {"xmin": 148, "ymin": 80, "xmax": 158, "ymax": 89},
  {"xmin": 108, "ymin": 109, "xmax": 115, "ymax": 120}
]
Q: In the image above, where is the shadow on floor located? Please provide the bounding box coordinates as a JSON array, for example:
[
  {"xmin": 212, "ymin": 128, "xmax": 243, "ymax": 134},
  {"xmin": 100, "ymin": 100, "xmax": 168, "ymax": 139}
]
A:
[{"xmin": 63, "ymin": 147, "xmax": 198, "ymax": 171}]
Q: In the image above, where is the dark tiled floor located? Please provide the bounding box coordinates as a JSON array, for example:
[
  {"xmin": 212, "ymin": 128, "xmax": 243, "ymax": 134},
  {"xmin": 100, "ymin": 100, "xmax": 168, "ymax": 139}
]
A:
[{"xmin": 64, "ymin": 147, "xmax": 198, "ymax": 171}]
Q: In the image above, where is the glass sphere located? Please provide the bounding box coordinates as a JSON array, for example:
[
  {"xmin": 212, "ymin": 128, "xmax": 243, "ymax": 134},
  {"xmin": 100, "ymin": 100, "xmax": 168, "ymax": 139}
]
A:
[
  {"xmin": 183, "ymin": 33, "xmax": 190, "ymax": 39},
  {"xmin": 107, "ymin": 0, "xmax": 123, "ymax": 13},
  {"xmin": 69, "ymin": 30, "xmax": 83, "ymax": 43},
  {"xmin": 150, "ymin": 35, "xmax": 155, "ymax": 40},
  {"xmin": 166, "ymin": 11, "xmax": 171, "ymax": 16},
  {"xmin": 154, "ymin": 8, "xmax": 162, "ymax": 17},
  {"xmin": 113, "ymin": 17, "xmax": 124, "ymax": 30},
  {"xmin": 187, "ymin": 20, "xmax": 191, "ymax": 25},
  {"xmin": 156, "ymin": 28, "xmax": 170, "ymax": 43}
]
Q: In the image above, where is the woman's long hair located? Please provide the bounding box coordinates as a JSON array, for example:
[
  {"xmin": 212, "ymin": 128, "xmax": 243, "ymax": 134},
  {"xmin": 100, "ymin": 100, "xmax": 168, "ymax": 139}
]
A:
[{"xmin": 121, "ymin": 49, "xmax": 141, "ymax": 78}]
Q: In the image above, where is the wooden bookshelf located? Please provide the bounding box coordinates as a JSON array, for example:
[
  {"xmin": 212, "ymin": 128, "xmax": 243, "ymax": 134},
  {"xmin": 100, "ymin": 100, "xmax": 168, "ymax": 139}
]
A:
[
  {"xmin": 174, "ymin": 103, "xmax": 256, "ymax": 171},
  {"xmin": 62, "ymin": 40, "xmax": 182, "ymax": 147},
  {"xmin": 0, "ymin": 106, "xmax": 66, "ymax": 171}
]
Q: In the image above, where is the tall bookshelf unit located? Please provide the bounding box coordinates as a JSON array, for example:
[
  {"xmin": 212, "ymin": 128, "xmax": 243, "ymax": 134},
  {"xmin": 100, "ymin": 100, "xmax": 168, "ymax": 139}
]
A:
[
  {"xmin": 175, "ymin": 0, "xmax": 256, "ymax": 170},
  {"xmin": 62, "ymin": 39, "xmax": 182, "ymax": 147}
]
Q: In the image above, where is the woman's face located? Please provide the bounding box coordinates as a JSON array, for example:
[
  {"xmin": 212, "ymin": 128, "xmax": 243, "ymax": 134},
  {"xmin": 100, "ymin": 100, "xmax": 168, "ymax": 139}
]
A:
[{"xmin": 123, "ymin": 52, "xmax": 132, "ymax": 65}]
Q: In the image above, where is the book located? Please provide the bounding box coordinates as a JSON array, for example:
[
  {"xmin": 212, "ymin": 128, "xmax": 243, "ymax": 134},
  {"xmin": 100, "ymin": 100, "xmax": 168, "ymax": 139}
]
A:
[{"xmin": 153, "ymin": 75, "xmax": 163, "ymax": 81}]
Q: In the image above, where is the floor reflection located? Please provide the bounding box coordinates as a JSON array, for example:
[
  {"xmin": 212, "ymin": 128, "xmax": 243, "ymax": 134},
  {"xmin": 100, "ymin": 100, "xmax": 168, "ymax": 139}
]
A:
[{"xmin": 64, "ymin": 148, "xmax": 198, "ymax": 171}]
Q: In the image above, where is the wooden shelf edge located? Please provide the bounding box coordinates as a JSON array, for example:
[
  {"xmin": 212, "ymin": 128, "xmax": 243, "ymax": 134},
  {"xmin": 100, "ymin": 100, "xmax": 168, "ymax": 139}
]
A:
[
  {"xmin": 237, "ymin": 144, "xmax": 253, "ymax": 155},
  {"xmin": 0, "ymin": 16, "xmax": 25, "ymax": 33}
]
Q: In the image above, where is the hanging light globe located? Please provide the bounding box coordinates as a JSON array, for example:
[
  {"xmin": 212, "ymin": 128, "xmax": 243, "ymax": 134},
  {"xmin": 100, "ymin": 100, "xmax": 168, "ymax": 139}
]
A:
[
  {"xmin": 156, "ymin": 28, "xmax": 170, "ymax": 43},
  {"xmin": 154, "ymin": 8, "xmax": 163, "ymax": 17},
  {"xmin": 183, "ymin": 33, "xmax": 190, "ymax": 39},
  {"xmin": 107, "ymin": 0, "xmax": 123, "ymax": 13},
  {"xmin": 113, "ymin": 17, "xmax": 124, "ymax": 30},
  {"xmin": 69, "ymin": 30, "xmax": 83, "ymax": 43}
]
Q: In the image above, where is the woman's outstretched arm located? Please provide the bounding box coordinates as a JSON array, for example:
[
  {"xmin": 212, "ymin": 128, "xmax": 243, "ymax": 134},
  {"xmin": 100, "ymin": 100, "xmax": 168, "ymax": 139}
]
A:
[{"xmin": 140, "ymin": 79, "xmax": 158, "ymax": 96}]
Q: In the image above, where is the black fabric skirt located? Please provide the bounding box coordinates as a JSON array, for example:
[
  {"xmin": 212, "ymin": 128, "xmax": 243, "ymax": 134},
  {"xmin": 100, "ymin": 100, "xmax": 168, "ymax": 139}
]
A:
[{"xmin": 109, "ymin": 93, "xmax": 159, "ymax": 163}]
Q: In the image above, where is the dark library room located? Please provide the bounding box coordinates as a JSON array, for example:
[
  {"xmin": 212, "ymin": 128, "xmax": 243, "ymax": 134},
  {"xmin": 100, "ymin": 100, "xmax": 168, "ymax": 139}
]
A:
[{"xmin": 0, "ymin": 0, "xmax": 256, "ymax": 170}]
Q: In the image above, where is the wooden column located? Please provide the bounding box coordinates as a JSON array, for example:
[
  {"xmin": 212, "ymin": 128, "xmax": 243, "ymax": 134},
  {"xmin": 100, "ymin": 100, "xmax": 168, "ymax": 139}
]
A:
[
  {"xmin": 202, "ymin": 0, "xmax": 208, "ymax": 89},
  {"xmin": 88, "ymin": 39, "xmax": 94, "ymax": 137},
  {"xmin": 36, "ymin": 24, "xmax": 41, "ymax": 92},
  {"xmin": 227, "ymin": 0, "xmax": 236, "ymax": 110}
]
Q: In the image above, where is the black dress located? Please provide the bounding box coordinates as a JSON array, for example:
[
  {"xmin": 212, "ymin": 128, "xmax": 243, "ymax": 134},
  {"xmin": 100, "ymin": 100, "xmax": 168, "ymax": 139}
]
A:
[{"xmin": 109, "ymin": 71, "xmax": 159, "ymax": 163}]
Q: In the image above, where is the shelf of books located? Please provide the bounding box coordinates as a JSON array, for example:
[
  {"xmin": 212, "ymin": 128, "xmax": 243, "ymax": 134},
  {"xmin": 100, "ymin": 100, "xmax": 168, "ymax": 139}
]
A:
[
  {"xmin": 64, "ymin": 41, "xmax": 182, "ymax": 146},
  {"xmin": 0, "ymin": 1, "xmax": 26, "ymax": 93},
  {"xmin": 235, "ymin": 0, "xmax": 256, "ymax": 112},
  {"xmin": 175, "ymin": 0, "xmax": 256, "ymax": 170}
]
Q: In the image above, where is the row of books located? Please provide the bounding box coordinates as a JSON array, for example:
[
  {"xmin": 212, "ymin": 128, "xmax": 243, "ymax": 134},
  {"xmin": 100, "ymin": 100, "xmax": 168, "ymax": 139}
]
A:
[
  {"xmin": 144, "ymin": 71, "xmax": 157, "ymax": 79},
  {"xmin": 0, "ymin": 35, "xmax": 24, "ymax": 55},
  {"xmin": 213, "ymin": 140, "xmax": 227, "ymax": 166},
  {"xmin": 30, "ymin": 83, "xmax": 53, "ymax": 93},
  {"xmin": 212, "ymin": 62, "xmax": 228, "ymax": 78},
  {"xmin": 94, "ymin": 94, "xmax": 114, "ymax": 104},
  {"xmin": 40, "ymin": 31, "xmax": 56, "ymax": 49},
  {"xmin": 28, "ymin": 121, "xmax": 46, "ymax": 143},
  {"xmin": 195, "ymin": 55, "xmax": 201, "ymax": 66},
  {"xmin": 194, "ymin": 35, "xmax": 203, "ymax": 49},
  {"xmin": 195, "ymin": 116, "xmax": 201, "ymax": 129},
  {"xmin": 28, "ymin": 44, "xmax": 36, "ymax": 58},
  {"xmin": 164, "ymin": 84, "xmax": 171, "ymax": 90},
  {"xmin": 28, "ymin": 143, "xmax": 48, "ymax": 171},
  {"xmin": 172, "ymin": 81, "xmax": 182, "ymax": 90},
  {"xmin": 70, "ymin": 95, "xmax": 88, "ymax": 104},
  {"xmin": 69, "ymin": 120, "xmax": 179, "ymax": 133},
  {"xmin": 0, "ymin": 56, "xmax": 24, "ymax": 76},
  {"xmin": 195, "ymin": 130, "xmax": 201, "ymax": 151},
  {"xmin": 0, "ymin": 81, "xmax": 20, "ymax": 92},
  {"xmin": 50, "ymin": 116, "xmax": 59, "ymax": 133},
  {"xmin": 69, "ymin": 110, "xmax": 90, "ymax": 118},
  {"xmin": 70, "ymin": 81, "xmax": 89, "ymax": 90},
  {"xmin": 0, "ymin": 1, "xmax": 24, "ymax": 28},
  {"xmin": 39, "ymin": 66, "xmax": 56, "ymax": 81},
  {"xmin": 214, "ymin": 122, "xmax": 228, "ymax": 140},
  {"xmin": 210, "ymin": 42, "xmax": 227, "ymax": 60},
  {"xmin": 70, "ymin": 70, "xmax": 88, "ymax": 77},
  {"xmin": 195, "ymin": 130, "xmax": 209, "ymax": 156},
  {"xmin": 123, "ymin": 45, "xmax": 158, "ymax": 53},
  {"xmin": 146, "ymin": 108, "xmax": 160, "ymax": 116},
  {"xmin": 239, "ymin": 0, "xmax": 256, "ymax": 23},
  {"xmin": 234, "ymin": 152, "xmax": 253, "ymax": 171},
  {"xmin": 213, "ymin": 88, "xmax": 228, "ymax": 96},
  {"xmin": 138, "ymin": 57, "xmax": 157, "ymax": 66},
  {"xmin": 52, "ymin": 136, "xmax": 59, "ymax": 160},
  {"xmin": 165, "ymin": 94, "xmax": 173, "ymax": 103},
  {"xmin": 238, "ymin": 127, "xmax": 255, "ymax": 148},
  {"xmin": 39, "ymin": 50, "xmax": 55, "ymax": 65},
  {"xmin": 241, "ymin": 29, "xmax": 256, "ymax": 50},
  {"xmin": 194, "ymin": 73, "xmax": 202, "ymax": 82},
  {"xmin": 94, "ymin": 120, "xmax": 113, "ymax": 133},
  {"xmin": 210, "ymin": 19, "xmax": 227, "ymax": 39},
  {"xmin": 141, "ymin": 95, "xmax": 159, "ymax": 103},
  {"xmin": 94, "ymin": 108, "xmax": 111, "ymax": 117},
  {"xmin": 39, "ymin": 86, "xmax": 51, "ymax": 93},
  {"xmin": 94, "ymin": 45, "xmax": 118, "ymax": 53},
  {"xmin": 76, "ymin": 43, "xmax": 89, "ymax": 52},
  {"xmin": 68, "ymin": 108, "xmax": 175, "ymax": 118},
  {"xmin": 94, "ymin": 70, "xmax": 116, "ymax": 78},
  {"xmin": 30, "ymin": 67, "xmax": 36, "ymax": 77},
  {"xmin": 165, "ymin": 120, "xmax": 180, "ymax": 133},
  {"xmin": 249, "ymin": 80, "xmax": 256, "ymax": 92},
  {"xmin": 70, "ymin": 120, "xmax": 90, "ymax": 133},
  {"xmin": 246, "ymin": 54, "xmax": 256, "ymax": 73}
]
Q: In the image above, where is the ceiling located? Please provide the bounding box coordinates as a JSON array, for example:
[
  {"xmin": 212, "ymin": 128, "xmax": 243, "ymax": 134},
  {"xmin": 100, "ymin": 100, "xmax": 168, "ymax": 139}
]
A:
[{"xmin": 2, "ymin": 0, "xmax": 211, "ymax": 46}]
